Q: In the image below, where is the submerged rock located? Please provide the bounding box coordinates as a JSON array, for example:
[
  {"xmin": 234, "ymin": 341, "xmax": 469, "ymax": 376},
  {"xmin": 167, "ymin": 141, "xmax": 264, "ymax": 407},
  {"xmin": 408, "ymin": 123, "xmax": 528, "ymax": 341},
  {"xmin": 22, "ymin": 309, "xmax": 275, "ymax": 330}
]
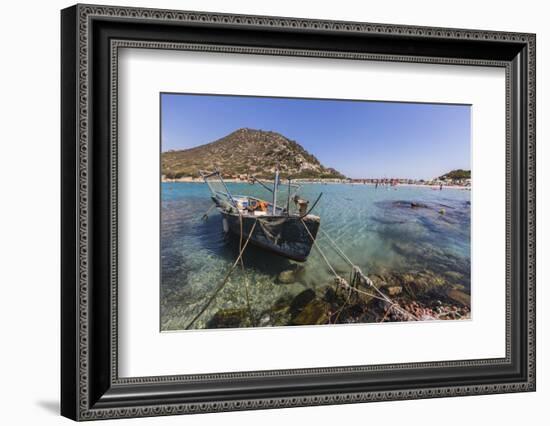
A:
[
  {"xmin": 322, "ymin": 286, "xmax": 339, "ymax": 304},
  {"xmin": 258, "ymin": 313, "xmax": 271, "ymax": 327},
  {"xmin": 391, "ymin": 242, "xmax": 433, "ymax": 260},
  {"xmin": 403, "ymin": 270, "xmax": 447, "ymax": 295},
  {"xmin": 267, "ymin": 303, "xmax": 292, "ymax": 327},
  {"xmin": 207, "ymin": 308, "xmax": 249, "ymax": 328},
  {"xmin": 385, "ymin": 285, "xmax": 403, "ymax": 297},
  {"xmin": 291, "ymin": 299, "xmax": 329, "ymax": 325},
  {"xmin": 272, "ymin": 293, "xmax": 294, "ymax": 311},
  {"xmin": 446, "ymin": 288, "xmax": 471, "ymax": 307},
  {"xmin": 392, "ymin": 200, "xmax": 429, "ymax": 209},
  {"xmin": 289, "ymin": 289, "xmax": 316, "ymax": 316},
  {"xmin": 276, "ymin": 264, "xmax": 305, "ymax": 285},
  {"xmin": 410, "ymin": 202, "xmax": 429, "ymax": 208},
  {"xmin": 444, "ymin": 271, "xmax": 464, "ymax": 282},
  {"xmin": 277, "ymin": 269, "xmax": 296, "ymax": 284}
]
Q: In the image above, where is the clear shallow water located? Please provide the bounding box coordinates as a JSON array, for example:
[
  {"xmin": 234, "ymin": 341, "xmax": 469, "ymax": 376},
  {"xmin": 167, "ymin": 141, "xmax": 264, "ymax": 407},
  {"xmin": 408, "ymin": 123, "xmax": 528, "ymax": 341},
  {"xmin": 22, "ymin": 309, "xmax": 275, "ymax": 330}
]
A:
[{"xmin": 161, "ymin": 182, "xmax": 471, "ymax": 330}]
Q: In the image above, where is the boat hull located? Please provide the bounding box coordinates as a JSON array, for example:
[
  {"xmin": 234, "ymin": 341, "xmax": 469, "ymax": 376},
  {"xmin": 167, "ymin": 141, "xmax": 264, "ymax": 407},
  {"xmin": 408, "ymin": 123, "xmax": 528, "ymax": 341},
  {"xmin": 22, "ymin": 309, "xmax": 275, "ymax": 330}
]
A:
[{"xmin": 222, "ymin": 212, "xmax": 320, "ymax": 262}]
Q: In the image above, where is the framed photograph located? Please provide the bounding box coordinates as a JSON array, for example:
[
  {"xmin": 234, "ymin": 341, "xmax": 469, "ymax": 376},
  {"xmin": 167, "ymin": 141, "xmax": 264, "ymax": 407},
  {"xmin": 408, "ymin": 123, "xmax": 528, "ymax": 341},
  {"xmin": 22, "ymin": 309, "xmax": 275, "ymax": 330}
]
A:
[{"xmin": 61, "ymin": 4, "xmax": 536, "ymax": 421}]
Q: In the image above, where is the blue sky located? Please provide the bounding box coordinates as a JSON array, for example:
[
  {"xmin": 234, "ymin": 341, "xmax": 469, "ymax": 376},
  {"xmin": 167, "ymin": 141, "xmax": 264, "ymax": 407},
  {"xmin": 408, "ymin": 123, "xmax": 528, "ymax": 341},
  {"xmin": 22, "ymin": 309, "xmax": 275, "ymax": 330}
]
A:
[{"xmin": 161, "ymin": 93, "xmax": 471, "ymax": 180}]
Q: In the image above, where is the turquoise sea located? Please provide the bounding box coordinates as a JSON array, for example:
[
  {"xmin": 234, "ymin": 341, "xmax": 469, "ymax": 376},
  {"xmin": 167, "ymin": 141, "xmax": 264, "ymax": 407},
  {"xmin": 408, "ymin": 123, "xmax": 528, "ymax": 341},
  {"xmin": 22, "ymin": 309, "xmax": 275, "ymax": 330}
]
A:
[{"xmin": 160, "ymin": 182, "xmax": 471, "ymax": 330}]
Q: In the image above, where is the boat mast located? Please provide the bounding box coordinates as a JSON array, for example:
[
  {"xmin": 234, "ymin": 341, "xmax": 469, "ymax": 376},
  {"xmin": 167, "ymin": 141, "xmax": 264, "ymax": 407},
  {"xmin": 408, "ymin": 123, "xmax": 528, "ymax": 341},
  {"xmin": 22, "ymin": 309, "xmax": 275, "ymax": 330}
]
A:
[
  {"xmin": 286, "ymin": 177, "xmax": 292, "ymax": 215},
  {"xmin": 272, "ymin": 168, "xmax": 279, "ymax": 215},
  {"xmin": 218, "ymin": 171, "xmax": 236, "ymax": 206}
]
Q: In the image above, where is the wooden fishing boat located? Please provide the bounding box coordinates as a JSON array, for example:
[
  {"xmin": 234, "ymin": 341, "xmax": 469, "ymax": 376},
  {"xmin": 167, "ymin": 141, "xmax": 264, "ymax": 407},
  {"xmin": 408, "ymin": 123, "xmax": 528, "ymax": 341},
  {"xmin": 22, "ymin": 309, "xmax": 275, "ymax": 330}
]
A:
[{"xmin": 200, "ymin": 170, "xmax": 321, "ymax": 262}]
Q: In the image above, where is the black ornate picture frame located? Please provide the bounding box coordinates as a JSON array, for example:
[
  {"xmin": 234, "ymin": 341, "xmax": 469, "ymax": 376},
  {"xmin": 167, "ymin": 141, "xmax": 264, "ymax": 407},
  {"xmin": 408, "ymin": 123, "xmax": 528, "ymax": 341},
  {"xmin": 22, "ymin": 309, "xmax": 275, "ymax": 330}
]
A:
[{"xmin": 61, "ymin": 4, "xmax": 536, "ymax": 421}]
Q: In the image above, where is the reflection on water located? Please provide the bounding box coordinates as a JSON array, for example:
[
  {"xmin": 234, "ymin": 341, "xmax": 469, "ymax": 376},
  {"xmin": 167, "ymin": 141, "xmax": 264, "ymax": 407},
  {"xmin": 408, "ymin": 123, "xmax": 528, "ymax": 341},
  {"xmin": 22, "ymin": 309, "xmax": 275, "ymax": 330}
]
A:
[{"xmin": 161, "ymin": 182, "xmax": 471, "ymax": 330}]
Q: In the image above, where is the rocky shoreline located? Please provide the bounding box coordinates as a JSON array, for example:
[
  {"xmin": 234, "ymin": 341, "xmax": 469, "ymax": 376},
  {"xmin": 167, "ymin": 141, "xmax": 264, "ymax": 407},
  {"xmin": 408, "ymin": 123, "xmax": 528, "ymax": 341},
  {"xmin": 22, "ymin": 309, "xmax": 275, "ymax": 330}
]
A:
[{"xmin": 206, "ymin": 268, "xmax": 471, "ymax": 328}]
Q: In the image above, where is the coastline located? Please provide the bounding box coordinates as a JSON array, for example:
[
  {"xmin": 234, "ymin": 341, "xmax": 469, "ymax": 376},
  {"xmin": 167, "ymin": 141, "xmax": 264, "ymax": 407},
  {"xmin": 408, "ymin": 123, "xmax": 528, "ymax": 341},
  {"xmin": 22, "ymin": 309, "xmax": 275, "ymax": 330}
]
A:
[{"xmin": 161, "ymin": 177, "xmax": 470, "ymax": 190}]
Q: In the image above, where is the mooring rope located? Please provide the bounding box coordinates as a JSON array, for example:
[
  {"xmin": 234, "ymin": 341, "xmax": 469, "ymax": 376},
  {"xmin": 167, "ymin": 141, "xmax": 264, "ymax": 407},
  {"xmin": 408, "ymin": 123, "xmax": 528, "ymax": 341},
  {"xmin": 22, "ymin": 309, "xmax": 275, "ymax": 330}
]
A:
[
  {"xmin": 201, "ymin": 203, "xmax": 217, "ymax": 221},
  {"xmin": 319, "ymin": 228, "xmax": 355, "ymax": 268},
  {"xmin": 239, "ymin": 213, "xmax": 253, "ymax": 324},
  {"xmin": 301, "ymin": 219, "xmax": 340, "ymax": 279},
  {"xmin": 185, "ymin": 219, "xmax": 258, "ymax": 330},
  {"xmin": 301, "ymin": 220, "xmax": 419, "ymax": 322},
  {"xmin": 345, "ymin": 281, "xmax": 419, "ymax": 321},
  {"xmin": 331, "ymin": 277, "xmax": 353, "ymax": 324},
  {"xmin": 348, "ymin": 267, "xmax": 419, "ymax": 321}
]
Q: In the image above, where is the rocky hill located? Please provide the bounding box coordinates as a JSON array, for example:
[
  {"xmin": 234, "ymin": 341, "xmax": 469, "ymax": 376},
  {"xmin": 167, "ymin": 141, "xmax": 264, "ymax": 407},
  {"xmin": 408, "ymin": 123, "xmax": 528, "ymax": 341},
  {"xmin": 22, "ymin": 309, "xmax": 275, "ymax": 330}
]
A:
[{"xmin": 161, "ymin": 128, "xmax": 345, "ymax": 180}]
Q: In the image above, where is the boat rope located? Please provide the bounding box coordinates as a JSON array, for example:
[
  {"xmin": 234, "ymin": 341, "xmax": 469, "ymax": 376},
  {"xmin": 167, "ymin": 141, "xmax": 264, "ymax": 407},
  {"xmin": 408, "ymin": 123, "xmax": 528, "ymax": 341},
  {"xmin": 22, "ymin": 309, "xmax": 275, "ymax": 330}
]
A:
[
  {"xmin": 239, "ymin": 213, "xmax": 253, "ymax": 324},
  {"xmin": 185, "ymin": 219, "xmax": 258, "ymax": 330},
  {"xmin": 349, "ymin": 266, "xmax": 419, "ymax": 321},
  {"xmin": 301, "ymin": 219, "xmax": 356, "ymax": 323},
  {"xmin": 300, "ymin": 219, "xmax": 339, "ymax": 280},
  {"xmin": 331, "ymin": 277, "xmax": 353, "ymax": 324},
  {"xmin": 343, "ymin": 280, "xmax": 419, "ymax": 321},
  {"xmin": 299, "ymin": 192, "xmax": 324, "ymax": 219},
  {"xmin": 319, "ymin": 228, "xmax": 355, "ymax": 267},
  {"xmin": 302, "ymin": 220, "xmax": 420, "ymax": 322},
  {"xmin": 201, "ymin": 203, "xmax": 217, "ymax": 221},
  {"xmin": 333, "ymin": 274, "xmax": 409, "ymax": 317}
]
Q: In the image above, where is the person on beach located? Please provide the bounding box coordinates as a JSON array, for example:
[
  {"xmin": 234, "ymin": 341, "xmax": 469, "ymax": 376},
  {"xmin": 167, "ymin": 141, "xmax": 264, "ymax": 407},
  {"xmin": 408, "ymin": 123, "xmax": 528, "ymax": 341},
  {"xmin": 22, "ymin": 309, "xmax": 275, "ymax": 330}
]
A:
[{"xmin": 440, "ymin": 183, "xmax": 443, "ymax": 190}]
